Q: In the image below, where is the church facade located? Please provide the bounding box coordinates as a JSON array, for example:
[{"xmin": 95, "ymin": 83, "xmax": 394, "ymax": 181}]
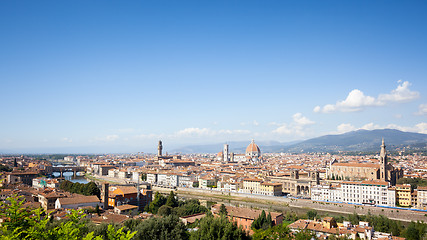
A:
[{"xmin": 328, "ymin": 139, "xmax": 403, "ymax": 185}]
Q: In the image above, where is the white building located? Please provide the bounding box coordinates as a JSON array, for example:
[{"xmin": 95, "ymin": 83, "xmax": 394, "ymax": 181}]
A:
[
  {"xmin": 341, "ymin": 180, "xmax": 393, "ymax": 206},
  {"xmin": 147, "ymin": 173, "xmax": 157, "ymax": 185},
  {"xmin": 108, "ymin": 169, "xmax": 118, "ymax": 178},
  {"xmin": 418, "ymin": 187, "xmax": 427, "ymax": 209},
  {"xmin": 217, "ymin": 181, "xmax": 241, "ymax": 192},
  {"xmin": 311, "ymin": 184, "xmax": 331, "ymax": 201},
  {"xmin": 178, "ymin": 175, "xmax": 197, "ymax": 188},
  {"xmin": 32, "ymin": 178, "xmax": 61, "ymax": 189}
]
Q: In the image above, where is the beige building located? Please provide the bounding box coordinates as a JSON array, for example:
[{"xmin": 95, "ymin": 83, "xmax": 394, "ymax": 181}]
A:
[
  {"xmin": 242, "ymin": 178, "xmax": 262, "ymax": 194},
  {"xmin": 417, "ymin": 186, "xmax": 427, "ymax": 209},
  {"xmin": 269, "ymin": 170, "xmax": 320, "ymax": 197},
  {"xmin": 260, "ymin": 182, "xmax": 282, "ymax": 196},
  {"xmin": 396, "ymin": 184, "xmax": 412, "ymax": 207},
  {"xmin": 242, "ymin": 178, "xmax": 283, "ymax": 196}
]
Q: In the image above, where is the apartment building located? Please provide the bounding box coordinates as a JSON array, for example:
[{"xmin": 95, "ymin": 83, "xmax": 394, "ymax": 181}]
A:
[
  {"xmin": 198, "ymin": 176, "xmax": 216, "ymax": 189},
  {"xmin": 396, "ymin": 184, "xmax": 412, "ymax": 207},
  {"xmin": 260, "ymin": 182, "xmax": 282, "ymax": 196},
  {"xmin": 178, "ymin": 174, "xmax": 197, "ymax": 188},
  {"xmin": 341, "ymin": 180, "xmax": 393, "ymax": 206},
  {"xmin": 417, "ymin": 186, "xmax": 427, "ymax": 209},
  {"xmin": 242, "ymin": 178, "xmax": 262, "ymax": 194},
  {"xmin": 147, "ymin": 173, "xmax": 157, "ymax": 184}
]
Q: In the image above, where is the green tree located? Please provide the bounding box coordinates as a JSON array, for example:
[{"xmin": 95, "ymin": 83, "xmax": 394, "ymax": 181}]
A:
[
  {"xmin": 252, "ymin": 223, "xmax": 292, "ymax": 240},
  {"xmin": 403, "ymin": 221, "xmax": 427, "ymax": 240},
  {"xmin": 133, "ymin": 215, "xmax": 189, "ymax": 240},
  {"xmin": 349, "ymin": 212, "xmax": 360, "ymax": 225},
  {"xmin": 173, "ymin": 202, "xmax": 208, "ymax": 217},
  {"xmin": 141, "ymin": 173, "xmax": 147, "ymax": 182},
  {"xmin": 0, "ymin": 195, "xmax": 135, "ymax": 240},
  {"xmin": 219, "ymin": 204, "xmax": 228, "ymax": 216},
  {"xmin": 0, "ymin": 164, "xmax": 12, "ymax": 172},
  {"xmin": 306, "ymin": 210, "xmax": 318, "ymax": 220},
  {"xmin": 190, "ymin": 215, "xmax": 250, "ymax": 240},
  {"xmin": 148, "ymin": 192, "xmax": 167, "ymax": 214},
  {"xmin": 95, "ymin": 205, "xmax": 101, "ymax": 216},
  {"xmin": 252, "ymin": 210, "xmax": 272, "ymax": 230},
  {"xmin": 294, "ymin": 229, "xmax": 316, "ymax": 240},
  {"xmin": 166, "ymin": 191, "xmax": 178, "ymax": 208},
  {"xmin": 158, "ymin": 205, "xmax": 172, "ymax": 216}
]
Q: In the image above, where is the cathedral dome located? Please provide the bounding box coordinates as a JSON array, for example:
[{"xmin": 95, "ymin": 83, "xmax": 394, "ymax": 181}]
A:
[
  {"xmin": 246, "ymin": 141, "xmax": 260, "ymax": 153},
  {"xmin": 246, "ymin": 140, "xmax": 261, "ymax": 160}
]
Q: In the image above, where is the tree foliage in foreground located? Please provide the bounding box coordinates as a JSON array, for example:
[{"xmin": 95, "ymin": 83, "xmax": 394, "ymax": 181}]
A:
[
  {"xmin": 0, "ymin": 195, "xmax": 135, "ymax": 240},
  {"xmin": 124, "ymin": 215, "xmax": 189, "ymax": 240},
  {"xmin": 190, "ymin": 213, "xmax": 250, "ymax": 240}
]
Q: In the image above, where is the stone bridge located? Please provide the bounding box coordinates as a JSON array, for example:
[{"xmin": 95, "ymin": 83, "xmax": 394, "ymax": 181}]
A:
[{"xmin": 51, "ymin": 166, "xmax": 86, "ymax": 177}]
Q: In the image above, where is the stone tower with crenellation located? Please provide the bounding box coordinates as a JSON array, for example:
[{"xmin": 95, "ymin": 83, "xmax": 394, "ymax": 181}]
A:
[
  {"xmin": 379, "ymin": 138, "xmax": 388, "ymax": 181},
  {"xmin": 158, "ymin": 140, "xmax": 163, "ymax": 156}
]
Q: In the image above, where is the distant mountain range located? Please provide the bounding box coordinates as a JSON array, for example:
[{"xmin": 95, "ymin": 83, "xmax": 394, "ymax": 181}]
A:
[
  {"xmin": 172, "ymin": 129, "xmax": 427, "ymax": 154},
  {"xmin": 280, "ymin": 129, "xmax": 427, "ymax": 153}
]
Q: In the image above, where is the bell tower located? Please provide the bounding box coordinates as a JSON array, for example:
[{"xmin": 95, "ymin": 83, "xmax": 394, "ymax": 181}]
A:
[
  {"xmin": 158, "ymin": 140, "xmax": 163, "ymax": 156},
  {"xmin": 223, "ymin": 144, "xmax": 229, "ymax": 162},
  {"xmin": 379, "ymin": 138, "xmax": 388, "ymax": 181}
]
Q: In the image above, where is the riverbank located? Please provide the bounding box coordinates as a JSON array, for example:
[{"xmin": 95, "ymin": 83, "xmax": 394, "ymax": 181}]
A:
[
  {"xmin": 153, "ymin": 186, "xmax": 427, "ymax": 223},
  {"xmin": 87, "ymin": 173, "xmax": 427, "ymax": 223}
]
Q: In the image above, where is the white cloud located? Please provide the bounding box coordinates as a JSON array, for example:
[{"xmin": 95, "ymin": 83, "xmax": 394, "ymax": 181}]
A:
[
  {"xmin": 415, "ymin": 123, "xmax": 427, "ymax": 134},
  {"xmin": 336, "ymin": 123, "xmax": 356, "ymax": 133},
  {"xmin": 218, "ymin": 129, "xmax": 251, "ymax": 135},
  {"xmin": 377, "ymin": 80, "xmax": 420, "ymax": 104},
  {"xmin": 360, "ymin": 122, "xmax": 381, "ymax": 130},
  {"xmin": 273, "ymin": 113, "xmax": 315, "ymax": 137},
  {"xmin": 240, "ymin": 121, "xmax": 260, "ymax": 126},
  {"xmin": 314, "ymin": 81, "xmax": 420, "ymax": 113},
  {"xmin": 293, "ymin": 113, "xmax": 315, "ymax": 126},
  {"xmin": 175, "ymin": 128, "xmax": 213, "ymax": 136},
  {"xmin": 94, "ymin": 134, "xmax": 120, "ymax": 142},
  {"xmin": 416, "ymin": 104, "xmax": 427, "ymax": 115},
  {"xmin": 61, "ymin": 137, "xmax": 73, "ymax": 143},
  {"xmin": 174, "ymin": 128, "xmax": 251, "ymax": 137},
  {"xmin": 333, "ymin": 122, "xmax": 427, "ymax": 134}
]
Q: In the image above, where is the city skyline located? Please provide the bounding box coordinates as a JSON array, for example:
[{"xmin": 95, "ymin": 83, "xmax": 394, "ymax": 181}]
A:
[{"xmin": 0, "ymin": 1, "xmax": 426, "ymax": 153}]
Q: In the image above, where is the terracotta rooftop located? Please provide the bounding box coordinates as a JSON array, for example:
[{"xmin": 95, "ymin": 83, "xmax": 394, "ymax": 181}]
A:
[
  {"xmin": 115, "ymin": 204, "xmax": 138, "ymax": 211},
  {"xmin": 57, "ymin": 195, "xmax": 100, "ymax": 205},
  {"xmin": 333, "ymin": 162, "xmax": 380, "ymax": 168}
]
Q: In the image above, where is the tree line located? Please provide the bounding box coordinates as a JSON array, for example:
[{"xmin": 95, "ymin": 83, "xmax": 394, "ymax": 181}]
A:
[{"xmin": 59, "ymin": 180, "xmax": 101, "ymax": 199}]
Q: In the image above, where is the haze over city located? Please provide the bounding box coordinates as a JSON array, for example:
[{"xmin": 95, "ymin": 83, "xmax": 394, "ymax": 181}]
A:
[{"xmin": 0, "ymin": 1, "xmax": 426, "ymax": 153}]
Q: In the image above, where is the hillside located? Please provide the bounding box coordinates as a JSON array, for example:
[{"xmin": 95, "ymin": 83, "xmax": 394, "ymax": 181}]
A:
[{"xmin": 280, "ymin": 129, "xmax": 427, "ymax": 153}]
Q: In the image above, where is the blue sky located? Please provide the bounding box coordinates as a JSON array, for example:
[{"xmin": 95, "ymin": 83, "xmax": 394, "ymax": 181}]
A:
[{"xmin": 0, "ymin": 1, "xmax": 426, "ymax": 153}]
